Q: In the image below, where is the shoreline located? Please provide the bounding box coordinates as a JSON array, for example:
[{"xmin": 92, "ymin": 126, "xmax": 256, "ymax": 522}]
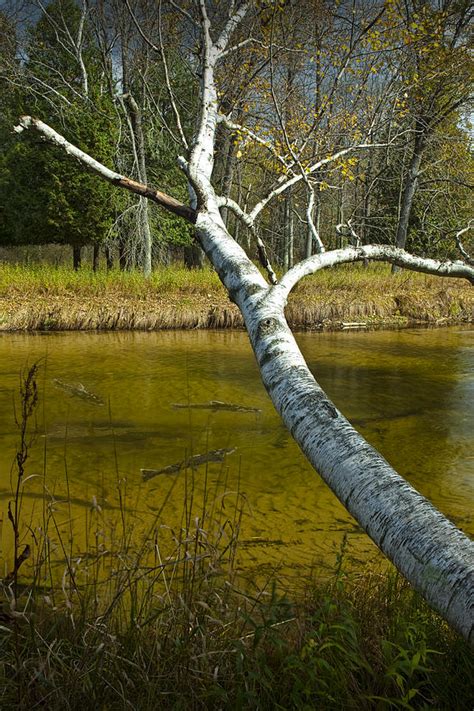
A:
[
  {"xmin": 1, "ymin": 264, "xmax": 472, "ymax": 332},
  {"xmin": 1, "ymin": 292, "xmax": 472, "ymax": 333}
]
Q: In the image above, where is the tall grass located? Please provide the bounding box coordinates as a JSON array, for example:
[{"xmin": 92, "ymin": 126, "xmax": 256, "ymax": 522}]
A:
[
  {"xmin": 0, "ymin": 261, "xmax": 472, "ymax": 331},
  {"xmin": 0, "ymin": 263, "xmax": 223, "ymax": 297},
  {"xmin": 1, "ymin": 366, "xmax": 473, "ymax": 710},
  {"xmin": 0, "ymin": 260, "xmax": 470, "ymax": 295}
]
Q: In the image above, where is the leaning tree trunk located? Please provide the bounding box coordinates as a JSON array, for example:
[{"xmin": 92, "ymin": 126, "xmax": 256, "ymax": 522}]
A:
[{"xmin": 195, "ymin": 204, "xmax": 474, "ymax": 644}]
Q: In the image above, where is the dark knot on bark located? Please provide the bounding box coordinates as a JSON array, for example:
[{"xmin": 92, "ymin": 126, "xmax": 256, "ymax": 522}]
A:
[{"xmin": 257, "ymin": 317, "xmax": 279, "ymax": 338}]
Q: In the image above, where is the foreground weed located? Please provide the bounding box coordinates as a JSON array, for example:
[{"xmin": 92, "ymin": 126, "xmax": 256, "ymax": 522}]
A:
[{"xmin": 0, "ymin": 368, "xmax": 472, "ymax": 710}]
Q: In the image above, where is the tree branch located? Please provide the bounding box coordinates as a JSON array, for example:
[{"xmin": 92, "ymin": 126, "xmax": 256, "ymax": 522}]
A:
[
  {"xmin": 276, "ymin": 245, "xmax": 474, "ymax": 302},
  {"xmin": 168, "ymin": 0, "xmax": 198, "ymax": 28},
  {"xmin": 217, "ymin": 36, "xmax": 256, "ymax": 60},
  {"xmin": 217, "ymin": 114, "xmax": 295, "ymax": 176},
  {"xmin": 455, "ymin": 221, "xmax": 474, "ymax": 266},
  {"xmin": 250, "ymin": 143, "xmax": 387, "ymax": 222},
  {"xmin": 306, "ymin": 187, "xmax": 325, "ymax": 254},
  {"xmin": 14, "ymin": 116, "xmax": 196, "ymax": 223},
  {"xmin": 215, "ymin": 1, "xmax": 251, "ymax": 56},
  {"xmin": 123, "ymin": 0, "xmax": 189, "ymax": 149},
  {"xmin": 216, "ymin": 194, "xmax": 253, "ymax": 228},
  {"xmin": 215, "ymin": 195, "xmax": 277, "ymax": 284}
]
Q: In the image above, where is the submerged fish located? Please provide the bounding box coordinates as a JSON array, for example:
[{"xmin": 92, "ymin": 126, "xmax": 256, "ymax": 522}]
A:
[
  {"xmin": 53, "ymin": 378, "xmax": 105, "ymax": 406},
  {"xmin": 141, "ymin": 447, "xmax": 236, "ymax": 481},
  {"xmin": 172, "ymin": 400, "xmax": 261, "ymax": 414}
]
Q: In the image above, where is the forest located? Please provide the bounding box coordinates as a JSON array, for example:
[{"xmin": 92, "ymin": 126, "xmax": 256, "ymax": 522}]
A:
[{"xmin": 1, "ymin": 0, "xmax": 472, "ymax": 271}]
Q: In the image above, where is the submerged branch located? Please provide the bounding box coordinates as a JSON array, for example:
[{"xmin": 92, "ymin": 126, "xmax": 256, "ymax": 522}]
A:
[{"xmin": 141, "ymin": 447, "xmax": 236, "ymax": 481}]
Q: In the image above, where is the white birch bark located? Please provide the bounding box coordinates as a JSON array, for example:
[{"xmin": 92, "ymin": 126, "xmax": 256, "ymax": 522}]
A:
[
  {"xmin": 306, "ymin": 186, "xmax": 325, "ymax": 255},
  {"xmin": 13, "ymin": 2, "xmax": 474, "ymax": 643},
  {"xmin": 192, "ymin": 213, "xmax": 474, "ymax": 645}
]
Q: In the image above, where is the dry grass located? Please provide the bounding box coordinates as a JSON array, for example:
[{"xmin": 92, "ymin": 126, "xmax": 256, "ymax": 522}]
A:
[
  {"xmin": 287, "ymin": 263, "xmax": 474, "ymax": 328},
  {"xmin": 0, "ymin": 262, "xmax": 472, "ymax": 331}
]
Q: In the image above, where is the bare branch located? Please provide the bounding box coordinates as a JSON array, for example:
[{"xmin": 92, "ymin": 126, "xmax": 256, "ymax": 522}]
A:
[
  {"xmin": 215, "ymin": 1, "xmax": 251, "ymax": 56},
  {"xmin": 277, "ymin": 245, "xmax": 474, "ymax": 301},
  {"xmin": 168, "ymin": 0, "xmax": 198, "ymax": 28},
  {"xmin": 255, "ymin": 233, "xmax": 278, "ymax": 285},
  {"xmin": 217, "ymin": 114, "xmax": 294, "ymax": 176},
  {"xmin": 122, "ymin": 0, "xmax": 189, "ymax": 149},
  {"xmin": 306, "ymin": 187, "xmax": 325, "ymax": 254},
  {"xmin": 218, "ymin": 37, "xmax": 256, "ymax": 60},
  {"xmin": 336, "ymin": 219, "xmax": 361, "ymax": 247},
  {"xmin": 216, "ymin": 194, "xmax": 253, "ymax": 229},
  {"xmin": 158, "ymin": 0, "xmax": 189, "ymax": 149},
  {"xmin": 14, "ymin": 116, "xmax": 196, "ymax": 223},
  {"xmin": 455, "ymin": 221, "xmax": 474, "ymax": 265},
  {"xmin": 215, "ymin": 195, "xmax": 277, "ymax": 284},
  {"xmin": 250, "ymin": 142, "xmax": 387, "ymax": 222}
]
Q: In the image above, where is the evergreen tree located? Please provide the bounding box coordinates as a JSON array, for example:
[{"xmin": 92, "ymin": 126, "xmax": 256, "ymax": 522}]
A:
[{"xmin": 1, "ymin": 0, "xmax": 118, "ymax": 267}]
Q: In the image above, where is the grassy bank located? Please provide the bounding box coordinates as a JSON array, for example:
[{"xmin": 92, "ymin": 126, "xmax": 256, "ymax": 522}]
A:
[
  {"xmin": 2, "ymin": 558, "xmax": 473, "ymax": 710},
  {"xmin": 3, "ymin": 473, "xmax": 474, "ymax": 711},
  {"xmin": 1, "ymin": 367, "xmax": 473, "ymax": 710},
  {"xmin": 0, "ymin": 263, "xmax": 472, "ymax": 331}
]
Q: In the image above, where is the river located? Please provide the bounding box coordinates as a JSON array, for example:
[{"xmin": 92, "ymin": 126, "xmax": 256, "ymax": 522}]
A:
[{"xmin": 0, "ymin": 327, "xmax": 473, "ymax": 586}]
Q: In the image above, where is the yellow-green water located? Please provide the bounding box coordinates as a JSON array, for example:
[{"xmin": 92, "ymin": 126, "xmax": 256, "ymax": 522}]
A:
[{"xmin": 0, "ymin": 327, "xmax": 473, "ymax": 586}]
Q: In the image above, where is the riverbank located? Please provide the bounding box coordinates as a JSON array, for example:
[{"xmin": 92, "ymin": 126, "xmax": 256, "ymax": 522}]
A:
[
  {"xmin": 3, "ymin": 562, "xmax": 472, "ymax": 710},
  {"xmin": 0, "ymin": 263, "xmax": 472, "ymax": 331}
]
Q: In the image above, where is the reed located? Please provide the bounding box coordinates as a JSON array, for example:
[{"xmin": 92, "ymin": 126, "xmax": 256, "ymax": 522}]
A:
[
  {"xmin": 0, "ymin": 366, "xmax": 472, "ymax": 710},
  {"xmin": 0, "ymin": 263, "xmax": 472, "ymax": 331}
]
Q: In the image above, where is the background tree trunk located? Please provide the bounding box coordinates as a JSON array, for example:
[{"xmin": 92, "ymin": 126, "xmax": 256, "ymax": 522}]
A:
[
  {"xmin": 123, "ymin": 93, "xmax": 152, "ymax": 277},
  {"xmin": 72, "ymin": 245, "xmax": 82, "ymax": 271},
  {"xmin": 92, "ymin": 243, "xmax": 99, "ymax": 272},
  {"xmin": 184, "ymin": 243, "xmax": 205, "ymax": 269},
  {"xmin": 392, "ymin": 131, "xmax": 426, "ymax": 272},
  {"xmin": 105, "ymin": 245, "xmax": 114, "ymax": 270}
]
